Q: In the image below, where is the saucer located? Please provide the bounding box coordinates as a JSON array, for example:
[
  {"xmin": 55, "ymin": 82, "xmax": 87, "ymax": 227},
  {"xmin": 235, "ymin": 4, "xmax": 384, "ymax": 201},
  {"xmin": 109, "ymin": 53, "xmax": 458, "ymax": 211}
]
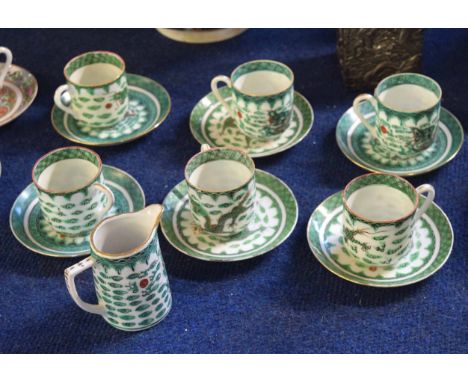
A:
[
  {"xmin": 51, "ymin": 74, "xmax": 171, "ymax": 146},
  {"xmin": 161, "ymin": 169, "xmax": 298, "ymax": 261},
  {"xmin": 0, "ymin": 64, "xmax": 38, "ymax": 127},
  {"xmin": 190, "ymin": 87, "xmax": 314, "ymax": 158},
  {"xmin": 336, "ymin": 104, "xmax": 464, "ymax": 176},
  {"xmin": 307, "ymin": 192, "xmax": 453, "ymax": 287},
  {"xmin": 157, "ymin": 28, "xmax": 247, "ymax": 43},
  {"xmin": 10, "ymin": 165, "xmax": 145, "ymax": 258}
]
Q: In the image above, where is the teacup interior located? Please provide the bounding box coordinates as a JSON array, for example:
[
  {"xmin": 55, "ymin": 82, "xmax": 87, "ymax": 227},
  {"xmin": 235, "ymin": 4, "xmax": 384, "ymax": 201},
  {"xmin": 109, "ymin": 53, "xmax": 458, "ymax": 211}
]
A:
[
  {"xmin": 93, "ymin": 215, "xmax": 151, "ymax": 255},
  {"xmin": 70, "ymin": 63, "xmax": 122, "ymax": 86},
  {"xmin": 379, "ymin": 84, "xmax": 438, "ymax": 112},
  {"xmin": 189, "ymin": 160, "xmax": 252, "ymax": 192},
  {"xmin": 344, "ymin": 175, "xmax": 417, "ymax": 222},
  {"xmin": 232, "ymin": 61, "xmax": 293, "ymax": 96},
  {"xmin": 234, "ymin": 71, "xmax": 291, "ymax": 96},
  {"xmin": 65, "ymin": 51, "xmax": 124, "ymax": 87},
  {"xmin": 186, "ymin": 149, "xmax": 254, "ymax": 192},
  {"xmin": 34, "ymin": 148, "xmax": 100, "ymax": 193},
  {"xmin": 376, "ymin": 73, "xmax": 441, "ymax": 112}
]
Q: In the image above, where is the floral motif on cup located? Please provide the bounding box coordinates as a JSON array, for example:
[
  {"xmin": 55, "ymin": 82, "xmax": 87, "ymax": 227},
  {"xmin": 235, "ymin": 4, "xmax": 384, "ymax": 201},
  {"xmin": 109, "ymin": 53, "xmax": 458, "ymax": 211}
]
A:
[
  {"xmin": 234, "ymin": 88, "xmax": 294, "ymax": 139},
  {"xmin": 376, "ymin": 108, "xmax": 440, "ymax": 157},
  {"xmin": 0, "ymin": 86, "xmax": 17, "ymax": 118}
]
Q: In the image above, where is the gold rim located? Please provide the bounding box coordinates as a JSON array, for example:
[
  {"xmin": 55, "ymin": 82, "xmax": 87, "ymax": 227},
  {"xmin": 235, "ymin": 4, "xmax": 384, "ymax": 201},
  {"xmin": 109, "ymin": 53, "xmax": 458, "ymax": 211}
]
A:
[
  {"xmin": 63, "ymin": 50, "xmax": 126, "ymax": 88},
  {"xmin": 374, "ymin": 72, "xmax": 442, "ymax": 113},
  {"xmin": 89, "ymin": 205, "xmax": 163, "ymax": 259},
  {"xmin": 50, "ymin": 74, "xmax": 171, "ymax": 147},
  {"xmin": 230, "ymin": 59, "xmax": 294, "ymax": 97},
  {"xmin": 337, "ymin": 107, "xmax": 464, "ymax": 177},
  {"xmin": 342, "ymin": 172, "xmax": 419, "ymax": 224},
  {"xmin": 184, "ymin": 146, "xmax": 255, "ymax": 193},
  {"xmin": 32, "ymin": 146, "xmax": 102, "ymax": 194}
]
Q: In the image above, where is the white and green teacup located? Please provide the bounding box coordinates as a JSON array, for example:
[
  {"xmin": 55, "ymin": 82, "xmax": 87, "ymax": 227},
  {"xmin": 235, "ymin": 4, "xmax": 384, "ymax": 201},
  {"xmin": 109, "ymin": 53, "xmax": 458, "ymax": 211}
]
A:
[
  {"xmin": 185, "ymin": 144, "xmax": 256, "ymax": 236},
  {"xmin": 211, "ymin": 59, "xmax": 294, "ymax": 139},
  {"xmin": 342, "ymin": 173, "xmax": 435, "ymax": 266},
  {"xmin": 32, "ymin": 146, "xmax": 115, "ymax": 237},
  {"xmin": 353, "ymin": 73, "xmax": 442, "ymax": 158},
  {"xmin": 54, "ymin": 51, "xmax": 128, "ymax": 128}
]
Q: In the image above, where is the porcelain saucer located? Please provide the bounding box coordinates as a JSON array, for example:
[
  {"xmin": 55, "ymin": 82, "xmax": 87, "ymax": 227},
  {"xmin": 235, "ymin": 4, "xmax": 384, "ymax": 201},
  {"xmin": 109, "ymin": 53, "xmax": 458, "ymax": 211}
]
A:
[
  {"xmin": 0, "ymin": 64, "xmax": 38, "ymax": 127},
  {"xmin": 157, "ymin": 28, "xmax": 247, "ymax": 44},
  {"xmin": 336, "ymin": 104, "xmax": 464, "ymax": 176},
  {"xmin": 10, "ymin": 165, "xmax": 145, "ymax": 258},
  {"xmin": 190, "ymin": 87, "xmax": 314, "ymax": 158},
  {"xmin": 161, "ymin": 169, "xmax": 298, "ymax": 261},
  {"xmin": 307, "ymin": 191, "xmax": 453, "ymax": 287},
  {"xmin": 51, "ymin": 74, "xmax": 171, "ymax": 146}
]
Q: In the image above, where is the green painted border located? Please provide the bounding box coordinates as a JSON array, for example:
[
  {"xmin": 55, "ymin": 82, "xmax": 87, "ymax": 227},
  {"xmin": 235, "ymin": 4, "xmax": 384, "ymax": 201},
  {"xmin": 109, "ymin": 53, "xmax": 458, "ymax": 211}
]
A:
[
  {"xmin": 336, "ymin": 105, "xmax": 464, "ymax": 176},
  {"xmin": 51, "ymin": 73, "xmax": 171, "ymax": 146},
  {"xmin": 161, "ymin": 169, "xmax": 298, "ymax": 262},
  {"xmin": 10, "ymin": 165, "xmax": 145, "ymax": 258},
  {"xmin": 190, "ymin": 87, "xmax": 314, "ymax": 158},
  {"xmin": 307, "ymin": 191, "xmax": 454, "ymax": 287}
]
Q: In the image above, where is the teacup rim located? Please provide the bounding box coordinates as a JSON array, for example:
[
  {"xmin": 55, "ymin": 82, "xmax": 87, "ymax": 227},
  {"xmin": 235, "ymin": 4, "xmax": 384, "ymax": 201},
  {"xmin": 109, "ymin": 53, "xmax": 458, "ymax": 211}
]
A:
[
  {"xmin": 374, "ymin": 72, "xmax": 442, "ymax": 113},
  {"xmin": 342, "ymin": 172, "xmax": 420, "ymax": 224},
  {"xmin": 32, "ymin": 146, "xmax": 103, "ymax": 195},
  {"xmin": 184, "ymin": 146, "xmax": 256, "ymax": 194},
  {"xmin": 63, "ymin": 50, "xmax": 126, "ymax": 88},
  {"xmin": 230, "ymin": 59, "xmax": 294, "ymax": 97},
  {"xmin": 89, "ymin": 206, "xmax": 163, "ymax": 260}
]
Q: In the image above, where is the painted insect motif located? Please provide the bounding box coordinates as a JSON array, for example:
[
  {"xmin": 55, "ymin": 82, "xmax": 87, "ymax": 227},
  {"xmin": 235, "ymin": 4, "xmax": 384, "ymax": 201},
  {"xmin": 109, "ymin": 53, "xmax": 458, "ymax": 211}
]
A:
[{"xmin": 344, "ymin": 226, "xmax": 391, "ymax": 252}]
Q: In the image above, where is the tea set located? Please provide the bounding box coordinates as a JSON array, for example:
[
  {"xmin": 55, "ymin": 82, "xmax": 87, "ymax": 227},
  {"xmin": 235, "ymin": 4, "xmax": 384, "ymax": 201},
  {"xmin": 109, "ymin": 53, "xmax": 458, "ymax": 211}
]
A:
[{"xmin": 2, "ymin": 45, "xmax": 461, "ymax": 330}]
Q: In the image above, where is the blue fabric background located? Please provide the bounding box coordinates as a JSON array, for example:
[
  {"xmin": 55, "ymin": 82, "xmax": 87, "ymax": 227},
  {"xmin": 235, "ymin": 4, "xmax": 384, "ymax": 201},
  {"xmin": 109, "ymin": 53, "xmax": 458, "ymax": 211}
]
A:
[{"xmin": 0, "ymin": 29, "xmax": 466, "ymax": 353}]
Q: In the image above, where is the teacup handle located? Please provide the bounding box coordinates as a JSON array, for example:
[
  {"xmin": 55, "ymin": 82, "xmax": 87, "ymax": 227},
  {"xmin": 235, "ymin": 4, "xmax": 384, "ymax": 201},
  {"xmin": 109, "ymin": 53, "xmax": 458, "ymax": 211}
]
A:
[
  {"xmin": 64, "ymin": 257, "xmax": 105, "ymax": 315},
  {"xmin": 353, "ymin": 93, "xmax": 378, "ymax": 138},
  {"xmin": 0, "ymin": 47, "xmax": 13, "ymax": 89},
  {"xmin": 413, "ymin": 184, "xmax": 435, "ymax": 222},
  {"xmin": 91, "ymin": 183, "xmax": 115, "ymax": 217},
  {"xmin": 200, "ymin": 144, "xmax": 211, "ymax": 152},
  {"xmin": 210, "ymin": 75, "xmax": 236, "ymax": 119},
  {"xmin": 54, "ymin": 84, "xmax": 75, "ymax": 116}
]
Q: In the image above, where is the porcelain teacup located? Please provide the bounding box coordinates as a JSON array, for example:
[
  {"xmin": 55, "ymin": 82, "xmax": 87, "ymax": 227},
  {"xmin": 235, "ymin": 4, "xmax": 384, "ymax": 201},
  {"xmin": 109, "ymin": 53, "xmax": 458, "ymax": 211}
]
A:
[
  {"xmin": 64, "ymin": 205, "xmax": 172, "ymax": 331},
  {"xmin": 353, "ymin": 73, "xmax": 442, "ymax": 158},
  {"xmin": 211, "ymin": 59, "xmax": 294, "ymax": 139},
  {"xmin": 32, "ymin": 146, "xmax": 114, "ymax": 237},
  {"xmin": 342, "ymin": 173, "xmax": 435, "ymax": 266},
  {"xmin": 185, "ymin": 144, "xmax": 256, "ymax": 236},
  {"xmin": 54, "ymin": 50, "xmax": 128, "ymax": 128}
]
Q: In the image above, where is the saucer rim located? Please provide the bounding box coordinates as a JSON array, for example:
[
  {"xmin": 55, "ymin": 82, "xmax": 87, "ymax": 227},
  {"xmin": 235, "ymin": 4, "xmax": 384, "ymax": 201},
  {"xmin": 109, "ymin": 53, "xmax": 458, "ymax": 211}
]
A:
[
  {"xmin": 50, "ymin": 73, "xmax": 171, "ymax": 147},
  {"xmin": 306, "ymin": 191, "xmax": 454, "ymax": 288},
  {"xmin": 0, "ymin": 64, "xmax": 38, "ymax": 127},
  {"xmin": 9, "ymin": 165, "xmax": 146, "ymax": 258},
  {"xmin": 160, "ymin": 169, "xmax": 299, "ymax": 262},
  {"xmin": 336, "ymin": 106, "xmax": 464, "ymax": 177},
  {"xmin": 189, "ymin": 87, "xmax": 314, "ymax": 158}
]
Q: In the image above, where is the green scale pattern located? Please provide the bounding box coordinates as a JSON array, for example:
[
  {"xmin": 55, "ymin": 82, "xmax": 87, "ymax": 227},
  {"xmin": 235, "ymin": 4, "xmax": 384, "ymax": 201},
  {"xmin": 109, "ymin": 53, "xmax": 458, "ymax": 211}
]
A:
[{"xmin": 92, "ymin": 235, "xmax": 172, "ymax": 331}]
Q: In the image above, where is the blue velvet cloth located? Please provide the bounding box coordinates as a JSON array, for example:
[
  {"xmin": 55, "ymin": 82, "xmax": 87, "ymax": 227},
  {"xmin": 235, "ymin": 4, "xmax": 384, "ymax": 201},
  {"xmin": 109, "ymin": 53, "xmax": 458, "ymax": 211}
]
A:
[{"xmin": 0, "ymin": 29, "xmax": 466, "ymax": 353}]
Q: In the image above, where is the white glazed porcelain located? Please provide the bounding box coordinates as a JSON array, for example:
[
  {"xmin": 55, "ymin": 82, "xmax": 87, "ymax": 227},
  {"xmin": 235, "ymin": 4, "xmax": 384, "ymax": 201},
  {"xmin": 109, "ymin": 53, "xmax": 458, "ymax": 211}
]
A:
[{"xmin": 342, "ymin": 173, "xmax": 435, "ymax": 266}]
